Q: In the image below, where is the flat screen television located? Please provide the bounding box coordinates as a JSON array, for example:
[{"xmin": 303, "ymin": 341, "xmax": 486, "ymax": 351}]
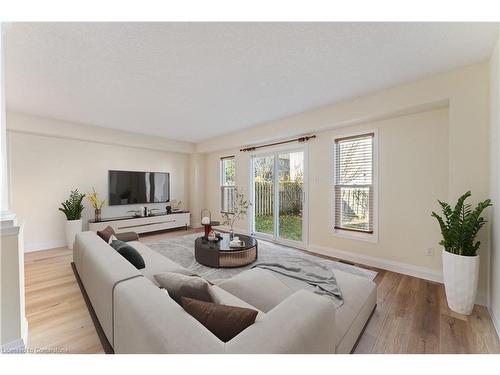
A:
[{"xmin": 108, "ymin": 170, "xmax": 170, "ymax": 205}]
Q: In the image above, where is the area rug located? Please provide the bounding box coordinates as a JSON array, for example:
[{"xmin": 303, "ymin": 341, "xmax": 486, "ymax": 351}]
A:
[{"xmin": 146, "ymin": 233, "xmax": 377, "ymax": 285}]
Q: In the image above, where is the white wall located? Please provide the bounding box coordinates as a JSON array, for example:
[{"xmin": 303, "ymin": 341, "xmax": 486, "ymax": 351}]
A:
[
  {"xmin": 7, "ymin": 112, "xmax": 193, "ymax": 251},
  {"xmin": 205, "ymin": 108, "xmax": 449, "ymax": 275},
  {"xmin": 202, "ymin": 63, "xmax": 491, "ymax": 304},
  {"xmin": 310, "ymin": 109, "xmax": 449, "ymax": 271},
  {"xmin": 489, "ymin": 30, "xmax": 500, "ymax": 336},
  {"xmin": 8, "ymin": 112, "xmax": 194, "ymax": 154}
]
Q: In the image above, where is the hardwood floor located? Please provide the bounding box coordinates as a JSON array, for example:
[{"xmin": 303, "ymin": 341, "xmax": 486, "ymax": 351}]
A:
[
  {"xmin": 24, "ymin": 228, "xmax": 500, "ymax": 354},
  {"xmin": 24, "ymin": 246, "xmax": 103, "ymax": 353},
  {"xmin": 353, "ymin": 269, "xmax": 500, "ymax": 354}
]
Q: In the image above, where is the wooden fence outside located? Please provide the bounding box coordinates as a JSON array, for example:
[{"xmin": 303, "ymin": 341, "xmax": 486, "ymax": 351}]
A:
[{"xmin": 254, "ymin": 181, "xmax": 303, "ymax": 216}]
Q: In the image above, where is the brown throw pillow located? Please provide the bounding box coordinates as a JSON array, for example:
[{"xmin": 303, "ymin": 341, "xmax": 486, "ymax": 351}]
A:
[
  {"xmin": 97, "ymin": 226, "xmax": 115, "ymax": 243},
  {"xmin": 154, "ymin": 272, "xmax": 212, "ymax": 305},
  {"xmin": 181, "ymin": 297, "xmax": 258, "ymax": 342}
]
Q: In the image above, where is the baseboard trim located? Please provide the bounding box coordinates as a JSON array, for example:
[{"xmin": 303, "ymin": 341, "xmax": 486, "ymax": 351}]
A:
[
  {"xmin": 1, "ymin": 337, "xmax": 26, "ymax": 353},
  {"xmin": 489, "ymin": 306, "xmax": 500, "ymax": 340},
  {"xmin": 24, "ymin": 239, "xmax": 66, "ymax": 252},
  {"xmin": 307, "ymin": 243, "xmax": 491, "ymax": 306},
  {"xmin": 475, "ymin": 290, "xmax": 489, "ymax": 307},
  {"xmin": 308, "ymin": 243, "xmax": 443, "ymax": 283}
]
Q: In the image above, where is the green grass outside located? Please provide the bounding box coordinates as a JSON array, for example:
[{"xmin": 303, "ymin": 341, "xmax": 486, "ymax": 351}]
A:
[{"xmin": 255, "ymin": 214, "xmax": 302, "ymax": 242}]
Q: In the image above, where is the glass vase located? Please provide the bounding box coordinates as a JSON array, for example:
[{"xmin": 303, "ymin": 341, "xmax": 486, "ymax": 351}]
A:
[{"xmin": 95, "ymin": 208, "xmax": 101, "ymax": 222}]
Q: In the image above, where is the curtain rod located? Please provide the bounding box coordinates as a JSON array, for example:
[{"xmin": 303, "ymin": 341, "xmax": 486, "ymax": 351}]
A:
[{"xmin": 240, "ymin": 135, "xmax": 316, "ymax": 152}]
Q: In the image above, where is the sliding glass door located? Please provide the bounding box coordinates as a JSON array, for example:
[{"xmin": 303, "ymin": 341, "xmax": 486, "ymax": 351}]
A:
[
  {"xmin": 278, "ymin": 151, "xmax": 304, "ymax": 242},
  {"xmin": 251, "ymin": 148, "xmax": 306, "ymax": 245},
  {"xmin": 252, "ymin": 154, "xmax": 275, "ymax": 236}
]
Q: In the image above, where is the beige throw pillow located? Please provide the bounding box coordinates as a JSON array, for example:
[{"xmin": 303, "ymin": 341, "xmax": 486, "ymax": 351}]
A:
[{"xmin": 154, "ymin": 272, "xmax": 212, "ymax": 305}]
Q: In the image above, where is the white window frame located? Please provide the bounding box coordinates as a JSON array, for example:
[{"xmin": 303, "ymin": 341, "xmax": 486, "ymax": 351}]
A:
[
  {"xmin": 332, "ymin": 129, "xmax": 379, "ymax": 243},
  {"xmin": 220, "ymin": 156, "xmax": 235, "ymax": 213}
]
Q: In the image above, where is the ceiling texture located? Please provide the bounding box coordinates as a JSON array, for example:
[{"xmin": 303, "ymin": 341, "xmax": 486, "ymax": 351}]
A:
[{"xmin": 5, "ymin": 22, "xmax": 499, "ymax": 143}]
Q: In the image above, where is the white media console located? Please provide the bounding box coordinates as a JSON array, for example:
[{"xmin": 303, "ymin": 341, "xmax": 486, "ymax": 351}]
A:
[{"xmin": 88, "ymin": 211, "xmax": 191, "ymax": 235}]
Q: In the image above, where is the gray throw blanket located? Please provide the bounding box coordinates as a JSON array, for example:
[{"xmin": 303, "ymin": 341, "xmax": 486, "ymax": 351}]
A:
[{"xmin": 253, "ymin": 256, "xmax": 344, "ymax": 305}]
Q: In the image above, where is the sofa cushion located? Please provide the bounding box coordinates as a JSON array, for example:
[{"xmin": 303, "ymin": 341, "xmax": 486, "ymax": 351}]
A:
[
  {"xmin": 267, "ymin": 268, "xmax": 376, "ymax": 352},
  {"xmin": 181, "ymin": 297, "xmax": 258, "ymax": 342},
  {"xmin": 209, "ymin": 285, "xmax": 266, "ymax": 322},
  {"xmin": 128, "ymin": 241, "xmax": 193, "ymax": 284},
  {"xmin": 115, "ymin": 231, "xmax": 140, "ymax": 242},
  {"xmin": 97, "ymin": 225, "xmax": 115, "ymax": 243},
  {"xmin": 217, "ymin": 268, "xmax": 294, "ymax": 312},
  {"xmin": 111, "ymin": 240, "xmax": 145, "ymax": 269},
  {"xmin": 155, "ymin": 272, "xmax": 212, "ymax": 305}
]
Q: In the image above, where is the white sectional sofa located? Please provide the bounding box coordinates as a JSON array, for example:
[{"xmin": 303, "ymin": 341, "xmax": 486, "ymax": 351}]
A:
[{"xmin": 73, "ymin": 231, "xmax": 376, "ymax": 354}]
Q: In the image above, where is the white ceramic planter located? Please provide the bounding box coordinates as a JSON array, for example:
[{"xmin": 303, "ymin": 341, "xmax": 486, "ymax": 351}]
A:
[
  {"xmin": 442, "ymin": 249, "xmax": 479, "ymax": 315},
  {"xmin": 65, "ymin": 219, "xmax": 82, "ymax": 250}
]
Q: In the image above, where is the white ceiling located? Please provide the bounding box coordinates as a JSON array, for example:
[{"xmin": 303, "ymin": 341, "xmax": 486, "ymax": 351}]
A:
[{"xmin": 5, "ymin": 22, "xmax": 499, "ymax": 143}]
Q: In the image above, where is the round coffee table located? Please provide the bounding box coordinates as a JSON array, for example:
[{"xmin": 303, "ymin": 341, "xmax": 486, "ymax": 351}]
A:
[{"xmin": 195, "ymin": 233, "xmax": 258, "ymax": 268}]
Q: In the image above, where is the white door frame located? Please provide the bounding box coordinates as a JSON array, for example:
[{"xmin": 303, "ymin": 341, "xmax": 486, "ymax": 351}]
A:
[{"xmin": 248, "ymin": 143, "xmax": 309, "ymax": 248}]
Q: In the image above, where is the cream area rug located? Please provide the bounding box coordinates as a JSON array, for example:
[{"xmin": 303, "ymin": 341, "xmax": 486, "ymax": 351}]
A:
[{"xmin": 146, "ymin": 233, "xmax": 377, "ymax": 284}]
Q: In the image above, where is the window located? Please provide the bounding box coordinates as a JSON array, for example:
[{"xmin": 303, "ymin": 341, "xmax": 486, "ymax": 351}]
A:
[
  {"xmin": 220, "ymin": 156, "xmax": 235, "ymax": 213},
  {"xmin": 334, "ymin": 133, "xmax": 375, "ymax": 234}
]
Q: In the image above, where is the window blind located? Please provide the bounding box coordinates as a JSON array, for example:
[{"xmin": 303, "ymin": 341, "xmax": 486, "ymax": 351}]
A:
[
  {"xmin": 220, "ymin": 156, "xmax": 235, "ymax": 213},
  {"xmin": 334, "ymin": 133, "xmax": 374, "ymax": 233}
]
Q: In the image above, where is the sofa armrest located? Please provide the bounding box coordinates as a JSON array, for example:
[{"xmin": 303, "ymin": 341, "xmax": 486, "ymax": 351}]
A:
[
  {"xmin": 225, "ymin": 290, "xmax": 336, "ymax": 353},
  {"xmin": 115, "ymin": 231, "xmax": 139, "ymax": 242}
]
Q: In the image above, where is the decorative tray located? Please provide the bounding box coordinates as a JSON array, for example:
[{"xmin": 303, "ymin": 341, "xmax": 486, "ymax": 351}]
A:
[{"xmin": 229, "ymin": 241, "xmax": 246, "ymax": 248}]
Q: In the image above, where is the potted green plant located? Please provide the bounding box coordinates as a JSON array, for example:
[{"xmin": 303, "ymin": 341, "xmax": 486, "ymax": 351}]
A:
[
  {"xmin": 59, "ymin": 189, "xmax": 85, "ymax": 249},
  {"xmin": 431, "ymin": 191, "xmax": 491, "ymax": 315}
]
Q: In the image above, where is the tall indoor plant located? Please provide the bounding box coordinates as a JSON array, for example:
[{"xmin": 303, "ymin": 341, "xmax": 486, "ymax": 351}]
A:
[
  {"xmin": 431, "ymin": 191, "xmax": 491, "ymax": 315},
  {"xmin": 59, "ymin": 189, "xmax": 85, "ymax": 249}
]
